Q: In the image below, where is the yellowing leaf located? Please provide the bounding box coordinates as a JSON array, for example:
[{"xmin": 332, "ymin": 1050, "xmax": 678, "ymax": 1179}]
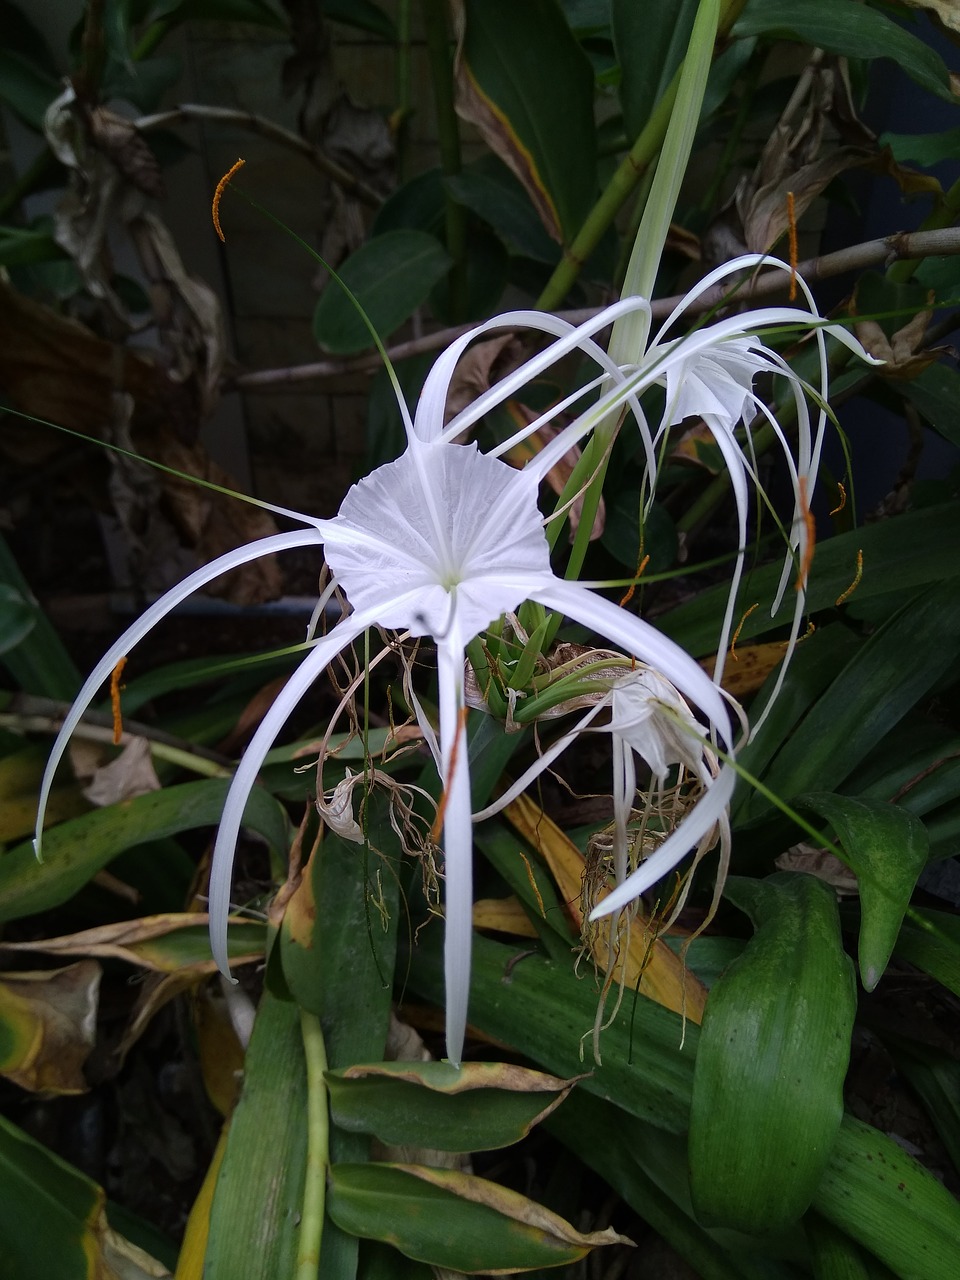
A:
[
  {"xmin": 503, "ymin": 793, "xmax": 707, "ymax": 1022},
  {"xmin": 0, "ymin": 960, "xmax": 100, "ymax": 1094}
]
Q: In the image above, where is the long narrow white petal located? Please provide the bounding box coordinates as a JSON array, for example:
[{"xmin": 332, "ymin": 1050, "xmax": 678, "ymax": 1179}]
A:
[
  {"xmin": 472, "ymin": 696, "xmax": 611, "ymax": 822},
  {"xmin": 208, "ymin": 589, "xmax": 423, "ymax": 975},
  {"xmin": 422, "ymin": 300, "xmax": 649, "ymax": 445},
  {"xmin": 436, "ymin": 619, "xmax": 473, "ymax": 1066},
  {"xmin": 590, "ymin": 761, "xmax": 736, "ymax": 919},
  {"xmin": 34, "ymin": 529, "xmax": 324, "ymax": 856},
  {"xmin": 530, "ymin": 579, "xmax": 732, "ymax": 745}
]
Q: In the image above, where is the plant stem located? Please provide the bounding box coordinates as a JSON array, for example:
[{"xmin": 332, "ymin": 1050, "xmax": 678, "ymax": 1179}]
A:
[
  {"xmin": 534, "ymin": 0, "xmax": 748, "ymax": 311},
  {"xmin": 231, "ymin": 225, "xmax": 960, "ymax": 389},
  {"xmin": 296, "ymin": 1010, "xmax": 330, "ymax": 1280},
  {"xmin": 422, "ymin": 0, "xmax": 469, "ymax": 319},
  {"xmin": 136, "ymin": 105, "xmax": 383, "ymax": 206}
]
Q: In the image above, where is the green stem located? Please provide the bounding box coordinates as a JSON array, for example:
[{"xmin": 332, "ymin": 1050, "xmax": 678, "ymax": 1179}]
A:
[
  {"xmin": 296, "ymin": 1010, "xmax": 330, "ymax": 1280},
  {"xmin": 887, "ymin": 174, "xmax": 960, "ymax": 284},
  {"xmin": 535, "ymin": 0, "xmax": 747, "ymax": 311},
  {"xmin": 395, "ymin": 0, "xmax": 413, "ymax": 182},
  {"xmin": 422, "ymin": 0, "xmax": 469, "ymax": 319}
]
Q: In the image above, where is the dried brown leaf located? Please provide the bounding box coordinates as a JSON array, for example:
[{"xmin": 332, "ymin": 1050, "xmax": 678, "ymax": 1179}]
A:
[{"xmin": 0, "ymin": 960, "xmax": 101, "ymax": 1094}]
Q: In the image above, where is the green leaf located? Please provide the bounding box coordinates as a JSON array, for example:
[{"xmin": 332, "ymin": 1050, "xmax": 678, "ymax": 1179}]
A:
[
  {"xmin": 0, "ymin": 48, "xmax": 60, "ymax": 130},
  {"xmin": 328, "ymin": 1163, "xmax": 628, "ymax": 1272},
  {"xmin": 894, "ymin": 907, "xmax": 960, "ymax": 998},
  {"xmin": 325, "ymin": 0, "xmax": 395, "ymax": 40},
  {"xmin": 0, "ymin": 585, "xmax": 35, "ymax": 655},
  {"xmin": 734, "ymin": 0, "xmax": 952, "ymax": 101},
  {"xmin": 312, "ymin": 230, "xmax": 452, "ymax": 353},
  {"xmin": 883, "ymin": 1038, "xmax": 960, "ymax": 1178},
  {"xmin": 882, "ymin": 127, "xmax": 960, "ymax": 169},
  {"xmin": 551, "ymin": 1093, "xmax": 772, "ymax": 1280},
  {"xmin": 812, "ymin": 1115, "xmax": 960, "ymax": 1280},
  {"xmin": 372, "ymin": 169, "xmax": 446, "ymax": 237},
  {"xmin": 0, "ymin": 533, "xmax": 81, "ymax": 699},
  {"xmin": 1, "ymin": 779, "xmax": 290, "ymax": 922},
  {"xmin": 689, "ymin": 873, "xmax": 856, "ymax": 1232},
  {"xmin": 326, "ymin": 1061, "xmax": 578, "ymax": 1153},
  {"xmin": 897, "ymin": 362, "xmax": 960, "ymax": 447},
  {"xmin": 457, "ymin": 0, "xmax": 597, "ymax": 243},
  {"xmin": 660, "ymin": 502, "xmax": 960, "ymax": 657},
  {"xmin": 796, "ymin": 793, "xmax": 929, "ymax": 990},
  {"xmin": 406, "ymin": 930, "xmax": 698, "ymax": 1135},
  {"xmin": 0, "ymin": 227, "xmax": 67, "ymax": 269},
  {"xmin": 746, "ymin": 577, "xmax": 960, "ymax": 819},
  {"xmin": 444, "ymin": 167, "xmax": 560, "ymax": 263},
  {"xmin": 0, "ymin": 1112, "xmax": 171, "ymax": 1279},
  {"xmin": 205, "ymin": 991, "xmax": 307, "ymax": 1279},
  {"xmin": 613, "ymin": 0, "xmax": 700, "ymax": 140}
]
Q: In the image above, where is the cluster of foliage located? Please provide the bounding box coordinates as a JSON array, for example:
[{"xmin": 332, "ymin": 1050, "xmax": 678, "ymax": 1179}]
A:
[{"xmin": 1, "ymin": 1, "xmax": 960, "ymax": 1278}]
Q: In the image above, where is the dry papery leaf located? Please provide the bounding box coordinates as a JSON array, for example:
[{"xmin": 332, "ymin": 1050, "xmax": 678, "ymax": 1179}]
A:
[
  {"xmin": 0, "ymin": 960, "xmax": 101, "ymax": 1094},
  {"xmin": 903, "ymin": 0, "xmax": 960, "ymax": 35},
  {"xmin": 853, "ymin": 297, "xmax": 952, "ymax": 380},
  {"xmin": 0, "ymin": 280, "xmax": 280, "ymax": 603},
  {"xmin": 81, "ymin": 736, "xmax": 162, "ymax": 807},
  {"xmin": 775, "ymin": 843, "xmax": 859, "ymax": 896}
]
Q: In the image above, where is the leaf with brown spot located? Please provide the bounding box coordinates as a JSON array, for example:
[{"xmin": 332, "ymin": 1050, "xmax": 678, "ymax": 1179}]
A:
[{"xmin": 0, "ymin": 960, "xmax": 100, "ymax": 1094}]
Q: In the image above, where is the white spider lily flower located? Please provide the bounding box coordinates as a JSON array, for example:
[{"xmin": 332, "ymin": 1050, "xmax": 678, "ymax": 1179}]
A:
[
  {"xmin": 35, "ymin": 420, "xmax": 733, "ymax": 1065},
  {"xmin": 411, "ymin": 255, "xmax": 879, "ymax": 726}
]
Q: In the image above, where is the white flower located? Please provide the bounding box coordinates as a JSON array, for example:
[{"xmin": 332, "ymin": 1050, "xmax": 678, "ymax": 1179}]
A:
[
  {"xmin": 412, "ymin": 255, "xmax": 879, "ymax": 721},
  {"xmin": 36, "ymin": 420, "xmax": 733, "ymax": 1065}
]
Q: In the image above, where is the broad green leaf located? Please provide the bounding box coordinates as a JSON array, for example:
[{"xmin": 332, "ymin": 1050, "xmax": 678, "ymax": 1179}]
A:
[
  {"xmin": 205, "ymin": 991, "xmax": 307, "ymax": 1280},
  {"xmin": 660, "ymin": 502, "xmax": 960, "ymax": 657},
  {"xmin": 279, "ymin": 794, "xmax": 399, "ymax": 1070},
  {"xmin": 894, "ymin": 907, "xmax": 960, "ymax": 998},
  {"xmin": 312, "ymin": 230, "xmax": 451, "ymax": 353},
  {"xmin": 0, "ymin": 1112, "xmax": 171, "ymax": 1279},
  {"xmin": 406, "ymin": 930, "xmax": 699, "ymax": 1135},
  {"xmin": 882, "ymin": 127, "xmax": 960, "ymax": 169},
  {"xmin": 279, "ymin": 793, "xmax": 401, "ymax": 1279},
  {"xmin": 456, "ymin": 0, "xmax": 597, "ymax": 243},
  {"xmin": 444, "ymin": 167, "xmax": 560, "ymax": 263},
  {"xmin": 805, "ymin": 1213, "xmax": 888, "ymax": 1280},
  {"xmin": 734, "ymin": 0, "xmax": 952, "ymax": 101},
  {"xmin": 746, "ymin": 577, "xmax": 960, "ymax": 819},
  {"xmin": 372, "ymin": 169, "xmax": 446, "ymax": 237},
  {"xmin": 1, "ymin": 779, "xmax": 290, "ymax": 922},
  {"xmin": 897, "ymin": 362, "xmax": 960, "ymax": 447},
  {"xmin": 327, "ymin": 1163, "xmax": 629, "ymax": 1272},
  {"xmin": 551, "ymin": 1092, "xmax": 775, "ymax": 1280},
  {"xmin": 812, "ymin": 1115, "xmax": 960, "ymax": 1280},
  {"xmin": 613, "ymin": 0, "xmax": 700, "ymax": 140},
  {"xmin": 796, "ymin": 793, "xmax": 929, "ymax": 990},
  {"xmin": 326, "ymin": 1061, "xmax": 579, "ymax": 1153},
  {"xmin": 689, "ymin": 874, "xmax": 856, "ymax": 1231}
]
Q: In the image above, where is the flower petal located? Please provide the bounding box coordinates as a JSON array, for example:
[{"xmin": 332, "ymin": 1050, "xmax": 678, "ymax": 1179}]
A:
[
  {"xmin": 35, "ymin": 530, "xmax": 324, "ymax": 857},
  {"xmin": 208, "ymin": 590, "xmax": 423, "ymax": 975}
]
